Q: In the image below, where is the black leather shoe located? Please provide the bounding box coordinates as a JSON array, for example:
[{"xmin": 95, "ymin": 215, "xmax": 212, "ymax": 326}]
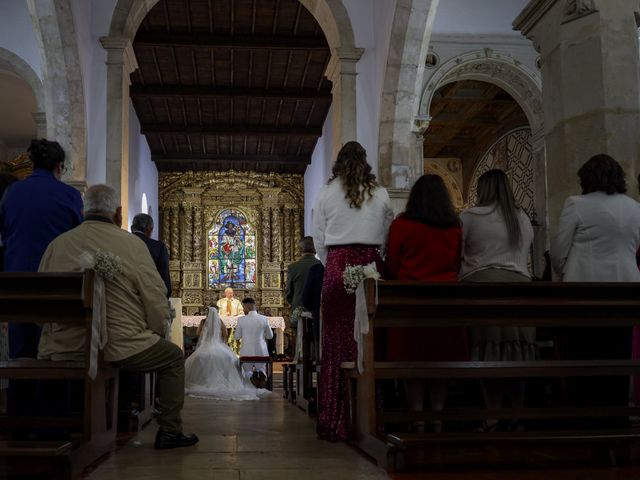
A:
[{"xmin": 154, "ymin": 430, "xmax": 199, "ymax": 450}]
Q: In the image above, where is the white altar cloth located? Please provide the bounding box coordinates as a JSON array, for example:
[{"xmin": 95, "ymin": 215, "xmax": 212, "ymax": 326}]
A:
[{"xmin": 182, "ymin": 315, "xmax": 285, "ymax": 355}]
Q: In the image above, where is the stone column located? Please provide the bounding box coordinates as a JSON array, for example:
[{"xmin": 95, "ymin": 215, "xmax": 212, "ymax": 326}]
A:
[
  {"xmin": 531, "ymin": 131, "xmax": 548, "ymax": 277},
  {"xmin": 515, "ymin": 0, "xmax": 640, "ymax": 233},
  {"xmin": 28, "ymin": 0, "xmax": 87, "ymax": 190},
  {"xmin": 100, "ymin": 36, "xmax": 139, "ymax": 224},
  {"xmin": 325, "ymin": 48, "xmax": 364, "ymax": 157},
  {"xmin": 388, "ymin": 121, "xmax": 429, "ymax": 215},
  {"xmin": 31, "ymin": 112, "xmax": 47, "ymax": 139},
  {"xmin": 378, "ymin": 0, "xmax": 439, "ymax": 188}
]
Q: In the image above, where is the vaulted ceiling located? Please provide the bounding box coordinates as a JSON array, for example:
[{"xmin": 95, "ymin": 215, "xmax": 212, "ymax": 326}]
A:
[
  {"xmin": 131, "ymin": 0, "xmax": 332, "ymax": 174},
  {"xmin": 424, "ymin": 80, "xmax": 528, "ymax": 160}
]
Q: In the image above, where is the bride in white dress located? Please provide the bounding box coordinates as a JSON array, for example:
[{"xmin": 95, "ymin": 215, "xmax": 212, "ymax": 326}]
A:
[{"xmin": 185, "ymin": 306, "xmax": 269, "ymax": 400}]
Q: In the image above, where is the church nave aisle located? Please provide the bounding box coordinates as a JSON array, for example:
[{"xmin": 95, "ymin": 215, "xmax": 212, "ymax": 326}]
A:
[{"xmin": 85, "ymin": 393, "xmax": 388, "ymax": 480}]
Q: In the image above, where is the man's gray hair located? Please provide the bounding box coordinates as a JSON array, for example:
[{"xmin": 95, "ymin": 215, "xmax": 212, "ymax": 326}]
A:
[
  {"xmin": 299, "ymin": 236, "xmax": 316, "ymax": 254},
  {"xmin": 84, "ymin": 184, "xmax": 118, "ymax": 214},
  {"xmin": 132, "ymin": 213, "xmax": 154, "ymax": 232}
]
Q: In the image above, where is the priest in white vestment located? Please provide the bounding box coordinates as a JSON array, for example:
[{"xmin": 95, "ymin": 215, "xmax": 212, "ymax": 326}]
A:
[
  {"xmin": 235, "ymin": 297, "xmax": 273, "ymax": 377},
  {"xmin": 216, "ymin": 287, "xmax": 243, "ymax": 316}
]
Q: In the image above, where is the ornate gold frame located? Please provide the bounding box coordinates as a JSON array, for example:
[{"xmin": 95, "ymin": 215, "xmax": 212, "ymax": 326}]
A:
[{"xmin": 159, "ymin": 171, "xmax": 304, "ymax": 315}]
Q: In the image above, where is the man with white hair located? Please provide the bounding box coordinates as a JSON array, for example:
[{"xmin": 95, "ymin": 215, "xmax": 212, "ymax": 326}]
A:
[
  {"xmin": 38, "ymin": 184, "xmax": 198, "ymax": 450},
  {"xmin": 216, "ymin": 286, "xmax": 243, "ymax": 316}
]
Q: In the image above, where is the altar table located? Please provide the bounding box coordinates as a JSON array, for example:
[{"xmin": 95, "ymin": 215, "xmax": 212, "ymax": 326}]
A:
[{"xmin": 182, "ymin": 315, "xmax": 285, "ymax": 355}]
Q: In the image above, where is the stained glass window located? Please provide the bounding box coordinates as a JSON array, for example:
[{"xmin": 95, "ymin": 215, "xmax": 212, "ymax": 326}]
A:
[{"xmin": 208, "ymin": 208, "xmax": 257, "ymax": 289}]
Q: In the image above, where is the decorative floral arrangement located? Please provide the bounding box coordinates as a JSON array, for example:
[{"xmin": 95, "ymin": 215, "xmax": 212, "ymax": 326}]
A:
[
  {"xmin": 79, "ymin": 249, "xmax": 123, "ymax": 280},
  {"xmin": 289, "ymin": 305, "xmax": 312, "ymax": 329},
  {"xmin": 343, "ymin": 262, "xmax": 380, "ymax": 294}
]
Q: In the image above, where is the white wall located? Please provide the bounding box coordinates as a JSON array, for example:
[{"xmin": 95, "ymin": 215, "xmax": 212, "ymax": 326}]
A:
[
  {"xmin": 305, "ymin": 105, "xmax": 333, "ymax": 235},
  {"xmin": 342, "ymin": 0, "xmax": 397, "ymax": 178},
  {"xmin": 431, "ymin": 0, "xmax": 529, "ymax": 37},
  {"xmin": 127, "ymin": 101, "xmax": 159, "ymax": 238},
  {"xmin": 0, "ymin": 0, "xmax": 42, "ymax": 79},
  {"xmin": 70, "ymin": 0, "xmax": 119, "ymax": 186}
]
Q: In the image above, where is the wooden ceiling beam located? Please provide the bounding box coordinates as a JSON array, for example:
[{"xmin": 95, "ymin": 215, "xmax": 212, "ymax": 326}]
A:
[
  {"xmin": 134, "ymin": 32, "xmax": 328, "ymax": 51},
  {"xmin": 142, "ymin": 124, "xmax": 322, "ymax": 137},
  {"xmin": 130, "ymin": 85, "xmax": 332, "ymax": 100}
]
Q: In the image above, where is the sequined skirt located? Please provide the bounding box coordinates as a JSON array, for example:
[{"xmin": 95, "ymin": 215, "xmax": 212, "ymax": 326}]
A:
[{"xmin": 317, "ymin": 244, "xmax": 383, "ymax": 441}]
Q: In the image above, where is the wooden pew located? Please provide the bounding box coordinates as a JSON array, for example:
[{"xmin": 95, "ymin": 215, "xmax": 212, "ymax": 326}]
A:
[
  {"xmin": 0, "ymin": 271, "xmax": 118, "ymax": 477},
  {"xmin": 342, "ymin": 279, "xmax": 640, "ymax": 471},
  {"xmin": 294, "ymin": 316, "xmax": 317, "ymax": 414}
]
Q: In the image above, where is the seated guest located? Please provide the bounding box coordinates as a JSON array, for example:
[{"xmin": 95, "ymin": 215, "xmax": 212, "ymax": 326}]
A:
[
  {"xmin": 0, "ymin": 172, "xmax": 18, "ymax": 272},
  {"xmin": 217, "ymin": 287, "xmax": 244, "ymax": 316},
  {"xmin": 131, "ymin": 213, "xmax": 171, "ymax": 297},
  {"xmin": 38, "ymin": 184, "xmax": 198, "ymax": 449},
  {"xmin": 551, "ymin": 155, "xmax": 640, "ymax": 415},
  {"xmin": 385, "ymin": 174, "xmax": 467, "ymax": 432},
  {"xmin": 235, "ymin": 298, "xmax": 273, "ymax": 383}
]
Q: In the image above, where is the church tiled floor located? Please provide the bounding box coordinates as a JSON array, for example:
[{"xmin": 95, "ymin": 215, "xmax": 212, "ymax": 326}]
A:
[{"xmin": 84, "ymin": 390, "xmax": 388, "ymax": 480}]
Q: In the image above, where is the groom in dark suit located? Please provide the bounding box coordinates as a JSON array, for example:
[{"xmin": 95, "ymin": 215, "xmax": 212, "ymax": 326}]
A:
[{"xmin": 131, "ymin": 213, "xmax": 172, "ymax": 297}]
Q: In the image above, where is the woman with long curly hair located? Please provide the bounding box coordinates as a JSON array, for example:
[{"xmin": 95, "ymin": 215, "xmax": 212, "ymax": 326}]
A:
[{"xmin": 312, "ymin": 141, "xmax": 394, "ymax": 441}]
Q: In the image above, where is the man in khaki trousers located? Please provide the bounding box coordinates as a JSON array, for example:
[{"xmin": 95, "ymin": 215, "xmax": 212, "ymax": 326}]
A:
[{"xmin": 38, "ymin": 184, "xmax": 198, "ymax": 450}]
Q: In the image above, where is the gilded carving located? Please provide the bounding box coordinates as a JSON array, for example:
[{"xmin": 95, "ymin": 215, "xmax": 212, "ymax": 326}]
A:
[
  {"xmin": 182, "ymin": 290, "xmax": 203, "ymax": 306},
  {"xmin": 193, "ymin": 206, "xmax": 203, "ymax": 261},
  {"xmin": 183, "ymin": 205, "xmax": 193, "ymax": 262},
  {"xmin": 159, "ymin": 171, "xmax": 303, "ymax": 314},
  {"xmin": 283, "ymin": 208, "xmax": 292, "ymax": 262},
  {"xmin": 169, "ymin": 206, "xmax": 180, "ymax": 260},
  {"xmin": 261, "ymin": 290, "xmax": 283, "ymax": 307}
]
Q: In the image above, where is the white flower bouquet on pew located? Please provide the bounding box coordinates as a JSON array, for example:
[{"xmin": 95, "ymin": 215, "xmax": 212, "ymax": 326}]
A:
[
  {"xmin": 80, "ymin": 249, "xmax": 123, "ymax": 280},
  {"xmin": 343, "ymin": 262, "xmax": 380, "ymax": 294}
]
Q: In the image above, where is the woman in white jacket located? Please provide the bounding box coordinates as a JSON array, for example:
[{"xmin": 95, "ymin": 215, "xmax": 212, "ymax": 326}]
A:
[
  {"xmin": 551, "ymin": 154, "xmax": 640, "ymax": 418},
  {"xmin": 551, "ymin": 154, "xmax": 640, "ymax": 282}
]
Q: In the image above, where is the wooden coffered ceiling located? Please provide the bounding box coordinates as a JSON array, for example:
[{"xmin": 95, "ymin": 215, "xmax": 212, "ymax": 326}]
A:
[
  {"xmin": 131, "ymin": 0, "xmax": 332, "ymax": 174},
  {"xmin": 424, "ymin": 80, "xmax": 528, "ymax": 160}
]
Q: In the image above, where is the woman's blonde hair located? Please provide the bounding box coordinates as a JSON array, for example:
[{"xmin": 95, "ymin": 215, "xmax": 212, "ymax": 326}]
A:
[
  {"xmin": 329, "ymin": 141, "xmax": 378, "ymax": 208},
  {"xmin": 476, "ymin": 169, "xmax": 522, "ymax": 249}
]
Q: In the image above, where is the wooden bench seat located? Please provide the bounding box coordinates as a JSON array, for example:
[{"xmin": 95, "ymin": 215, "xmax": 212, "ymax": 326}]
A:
[
  {"xmin": 0, "ymin": 271, "xmax": 118, "ymax": 477},
  {"xmin": 342, "ymin": 360, "xmax": 640, "ymax": 378},
  {"xmin": 344, "ymin": 279, "xmax": 640, "ymax": 471}
]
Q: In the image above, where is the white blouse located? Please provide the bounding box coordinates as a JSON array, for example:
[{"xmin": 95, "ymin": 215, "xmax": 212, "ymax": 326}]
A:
[
  {"xmin": 311, "ymin": 180, "xmax": 394, "ymax": 264},
  {"xmin": 460, "ymin": 205, "xmax": 533, "ymax": 280}
]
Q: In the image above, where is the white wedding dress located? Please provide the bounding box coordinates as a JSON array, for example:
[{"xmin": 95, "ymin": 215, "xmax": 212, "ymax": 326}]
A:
[{"xmin": 185, "ymin": 307, "xmax": 269, "ymax": 401}]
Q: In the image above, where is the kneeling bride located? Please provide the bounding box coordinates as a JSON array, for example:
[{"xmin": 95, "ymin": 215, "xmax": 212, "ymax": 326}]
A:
[{"xmin": 185, "ymin": 307, "xmax": 269, "ymax": 400}]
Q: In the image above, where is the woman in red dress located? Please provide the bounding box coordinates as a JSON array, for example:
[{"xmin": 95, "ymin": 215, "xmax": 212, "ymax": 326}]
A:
[{"xmin": 386, "ymin": 174, "xmax": 468, "ymax": 431}]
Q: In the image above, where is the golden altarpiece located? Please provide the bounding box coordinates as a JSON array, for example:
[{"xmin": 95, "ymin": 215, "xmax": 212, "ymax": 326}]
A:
[{"xmin": 158, "ymin": 171, "xmax": 304, "ymax": 316}]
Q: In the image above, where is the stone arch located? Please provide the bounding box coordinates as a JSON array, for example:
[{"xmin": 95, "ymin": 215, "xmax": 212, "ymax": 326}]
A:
[
  {"xmin": 378, "ymin": 0, "xmax": 439, "ymax": 190},
  {"xmin": 0, "ymin": 47, "xmax": 46, "ymax": 121},
  {"xmin": 27, "ymin": 0, "xmax": 87, "ymax": 189},
  {"xmin": 420, "ymin": 51, "xmax": 547, "ymax": 276},
  {"xmin": 419, "ymin": 50, "xmax": 543, "ymax": 134},
  {"xmin": 103, "ymin": 0, "xmax": 361, "ymax": 219}
]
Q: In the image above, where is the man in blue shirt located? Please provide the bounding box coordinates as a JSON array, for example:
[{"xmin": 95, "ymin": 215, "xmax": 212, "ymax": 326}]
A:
[{"xmin": 0, "ymin": 139, "xmax": 83, "ymax": 358}]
